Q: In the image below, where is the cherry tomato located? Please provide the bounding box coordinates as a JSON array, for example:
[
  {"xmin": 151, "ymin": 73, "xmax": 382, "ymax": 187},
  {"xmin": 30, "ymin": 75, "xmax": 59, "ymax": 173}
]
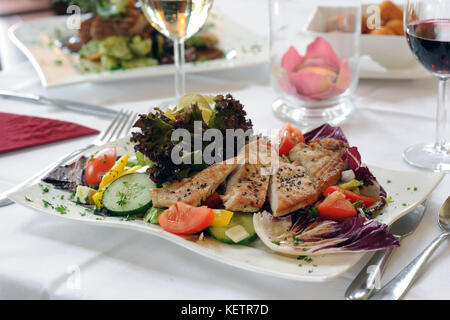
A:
[
  {"xmin": 323, "ymin": 186, "xmax": 377, "ymax": 208},
  {"xmin": 317, "ymin": 191, "xmax": 357, "ymax": 220},
  {"xmin": 158, "ymin": 202, "xmax": 215, "ymax": 235},
  {"xmin": 203, "ymin": 192, "xmax": 223, "ymax": 208},
  {"xmin": 85, "ymin": 147, "xmax": 117, "ymax": 186},
  {"xmin": 277, "ymin": 123, "xmax": 305, "ymax": 157}
]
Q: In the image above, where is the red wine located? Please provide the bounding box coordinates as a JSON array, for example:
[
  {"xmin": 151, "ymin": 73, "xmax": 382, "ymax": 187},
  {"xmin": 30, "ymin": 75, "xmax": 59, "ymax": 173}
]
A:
[{"xmin": 406, "ymin": 19, "xmax": 450, "ymax": 76}]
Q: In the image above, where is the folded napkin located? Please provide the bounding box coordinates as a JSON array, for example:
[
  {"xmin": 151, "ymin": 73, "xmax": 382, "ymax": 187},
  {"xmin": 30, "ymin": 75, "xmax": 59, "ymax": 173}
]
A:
[{"xmin": 0, "ymin": 113, "xmax": 99, "ymax": 153}]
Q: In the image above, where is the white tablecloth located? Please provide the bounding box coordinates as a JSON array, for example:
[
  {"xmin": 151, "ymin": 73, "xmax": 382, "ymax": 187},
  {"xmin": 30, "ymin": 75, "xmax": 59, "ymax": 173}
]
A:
[{"xmin": 0, "ymin": 1, "xmax": 448, "ymax": 300}]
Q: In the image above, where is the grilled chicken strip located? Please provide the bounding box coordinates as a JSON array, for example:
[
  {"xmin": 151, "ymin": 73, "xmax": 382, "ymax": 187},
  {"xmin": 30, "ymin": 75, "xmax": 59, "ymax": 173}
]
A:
[
  {"xmin": 150, "ymin": 161, "xmax": 238, "ymax": 208},
  {"xmin": 268, "ymin": 161, "xmax": 318, "ymax": 217},
  {"xmin": 289, "ymin": 138, "xmax": 347, "ymax": 195},
  {"xmin": 221, "ymin": 139, "xmax": 275, "ymax": 212}
]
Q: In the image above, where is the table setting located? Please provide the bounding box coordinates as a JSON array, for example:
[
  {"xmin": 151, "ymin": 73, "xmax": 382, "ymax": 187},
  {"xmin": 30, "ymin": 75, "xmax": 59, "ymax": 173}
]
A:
[{"xmin": 0, "ymin": 0, "xmax": 448, "ymax": 301}]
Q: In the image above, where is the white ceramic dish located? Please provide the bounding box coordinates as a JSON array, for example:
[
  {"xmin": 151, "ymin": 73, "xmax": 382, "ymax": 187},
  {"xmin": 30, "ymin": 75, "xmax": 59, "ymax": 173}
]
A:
[
  {"xmin": 8, "ymin": 10, "xmax": 268, "ymax": 88},
  {"xmin": 7, "ymin": 137, "xmax": 444, "ymax": 282}
]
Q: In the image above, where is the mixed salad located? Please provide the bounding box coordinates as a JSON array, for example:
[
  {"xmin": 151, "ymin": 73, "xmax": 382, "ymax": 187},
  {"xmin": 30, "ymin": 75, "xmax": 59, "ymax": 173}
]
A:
[
  {"xmin": 42, "ymin": 93, "xmax": 398, "ymax": 256},
  {"xmin": 55, "ymin": 0, "xmax": 224, "ymax": 71}
]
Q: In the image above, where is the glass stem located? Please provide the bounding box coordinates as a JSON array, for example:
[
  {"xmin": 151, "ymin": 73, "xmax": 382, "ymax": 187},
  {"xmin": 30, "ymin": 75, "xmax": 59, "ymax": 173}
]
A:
[
  {"xmin": 173, "ymin": 38, "xmax": 186, "ymax": 100},
  {"xmin": 435, "ymin": 78, "xmax": 448, "ymax": 152}
]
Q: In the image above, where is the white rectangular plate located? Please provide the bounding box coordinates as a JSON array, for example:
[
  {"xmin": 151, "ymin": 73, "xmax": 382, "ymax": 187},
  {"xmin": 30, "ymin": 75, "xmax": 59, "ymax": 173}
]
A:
[
  {"xmin": 8, "ymin": 10, "xmax": 268, "ymax": 88},
  {"xmin": 7, "ymin": 137, "xmax": 444, "ymax": 282}
]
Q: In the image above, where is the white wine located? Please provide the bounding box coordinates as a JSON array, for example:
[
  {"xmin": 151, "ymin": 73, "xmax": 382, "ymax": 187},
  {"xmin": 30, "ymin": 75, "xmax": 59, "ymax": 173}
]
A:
[{"xmin": 140, "ymin": 0, "xmax": 214, "ymax": 40}]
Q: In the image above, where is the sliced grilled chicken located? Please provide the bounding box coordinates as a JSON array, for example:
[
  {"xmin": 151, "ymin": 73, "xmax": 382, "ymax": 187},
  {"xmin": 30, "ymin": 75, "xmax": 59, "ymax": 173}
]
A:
[
  {"xmin": 221, "ymin": 162, "xmax": 269, "ymax": 212},
  {"xmin": 269, "ymin": 161, "xmax": 318, "ymax": 217},
  {"xmin": 150, "ymin": 161, "xmax": 238, "ymax": 208},
  {"xmin": 289, "ymin": 138, "xmax": 347, "ymax": 194},
  {"xmin": 221, "ymin": 138, "xmax": 275, "ymax": 212}
]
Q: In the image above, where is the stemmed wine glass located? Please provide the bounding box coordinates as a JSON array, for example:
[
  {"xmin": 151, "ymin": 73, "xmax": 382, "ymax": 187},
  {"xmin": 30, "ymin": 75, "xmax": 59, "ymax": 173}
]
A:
[
  {"xmin": 404, "ymin": 0, "xmax": 450, "ymax": 172},
  {"xmin": 140, "ymin": 0, "xmax": 214, "ymax": 100}
]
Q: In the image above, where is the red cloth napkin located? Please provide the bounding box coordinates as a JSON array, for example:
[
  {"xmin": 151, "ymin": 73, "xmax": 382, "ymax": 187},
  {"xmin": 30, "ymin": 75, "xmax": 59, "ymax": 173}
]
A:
[{"xmin": 0, "ymin": 113, "xmax": 99, "ymax": 153}]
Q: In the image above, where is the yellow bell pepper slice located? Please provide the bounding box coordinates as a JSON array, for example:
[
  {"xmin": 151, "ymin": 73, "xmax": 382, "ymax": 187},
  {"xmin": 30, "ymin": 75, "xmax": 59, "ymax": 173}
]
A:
[
  {"xmin": 211, "ymin": 209, "xmax": 234, "ymax": 227},
  {"xmin": 93, "ymin": 154, "xmax": 129, "ymax": 208},
  {"xmin": 120, "ymin": 165, "xmax": 142, "ymax": 176},
  {"xmin": 98, "ymin": 154, "xmax": 129, "ymax": 191}
]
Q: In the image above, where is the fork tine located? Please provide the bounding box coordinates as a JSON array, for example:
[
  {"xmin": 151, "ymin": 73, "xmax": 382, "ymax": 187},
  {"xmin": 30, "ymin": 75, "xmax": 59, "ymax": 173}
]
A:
[
  {"xmin": 97, "ymin": 109, "xmax": 124, "ymax": 142},
  {"xmin": 125, "ymin": 112, "xmax": 137, "ymax": 136},
  {"xmin": 114, "ymin": 109, "xmax": 133, "ymax": 140},
  {"xmin": 102, "ymin": 109, "xmax": 128, "ymax": 142}
]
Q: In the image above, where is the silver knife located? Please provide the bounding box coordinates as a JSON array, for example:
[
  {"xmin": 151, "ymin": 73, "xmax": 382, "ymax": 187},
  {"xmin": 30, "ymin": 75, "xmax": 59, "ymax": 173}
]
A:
[
  {"xmin": 0, "ymin": 89, "xmax": 117, "ymax": 119},
  {"xmin": 344, "ymin": 201, "xmax": 427, "ymax": 300}
]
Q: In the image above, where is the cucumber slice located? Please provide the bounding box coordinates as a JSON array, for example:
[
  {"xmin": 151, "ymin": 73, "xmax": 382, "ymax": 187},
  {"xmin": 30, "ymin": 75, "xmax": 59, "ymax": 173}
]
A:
[
  {"xmin": 102, "ymin": 173, "xmax": 156, "ymax": 216},
  {"xmin": 207, "ymin": 212, "xmax": 257, "ymax": 245}
]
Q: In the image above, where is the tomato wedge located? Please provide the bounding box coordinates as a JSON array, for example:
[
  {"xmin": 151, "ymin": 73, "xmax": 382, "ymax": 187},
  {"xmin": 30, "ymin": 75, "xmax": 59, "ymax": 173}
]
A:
[
  {"xmin": 323, "ymin": 186, "xmax": 377, "ymax": 208},
  {"xmin": 85, "ymin": 147, "xmax": 117, "ymax": 186},
  {"xmin": 277, "ymin": 123, "xmax": 305, "ymax": 157},
  {"xmin": 317, "ymin": 191, "xmax": 357, "ymax": 220},
  {"xmin": 158, "ymin": 202, "xmax": 215, "ymax": 235},
  {"xmin": 203, "ymin": 192, "xmax": 222, "ymax": 208}
]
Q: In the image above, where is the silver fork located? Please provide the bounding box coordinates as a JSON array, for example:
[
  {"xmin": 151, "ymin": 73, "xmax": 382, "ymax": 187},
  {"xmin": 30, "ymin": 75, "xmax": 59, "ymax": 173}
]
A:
[{"xmin": 0, "ymin": 109, "xmax": 137, "ymax": 207}]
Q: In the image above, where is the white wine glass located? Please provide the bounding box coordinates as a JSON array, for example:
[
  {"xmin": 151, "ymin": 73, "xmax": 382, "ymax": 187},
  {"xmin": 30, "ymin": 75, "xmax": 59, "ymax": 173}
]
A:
[
  {"xmin": 403, "ymin": 0, "xmax": 450, "ymax": 172},
  {"xmin": 140, "ymin": 0, "xmax": 214, "ymax": 100}
]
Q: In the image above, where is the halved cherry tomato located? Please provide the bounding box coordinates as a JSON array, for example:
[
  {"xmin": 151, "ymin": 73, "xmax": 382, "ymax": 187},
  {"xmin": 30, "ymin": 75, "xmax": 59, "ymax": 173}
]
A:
[
  {"xmin": 203, "ymin": 192, "xmax": 222, "ymax": 208},
  {"xmin": 277, "ymin": 123, "xmax": 305, "ymax": 157},
  {"xmin": 158, "ymin": 202, "xmax": 215, "ymax": 235},
  {"xmin": 323, "ymin": 186, "xmax": 377, "ymax": 208},
  {"xmin": 85, "ymin": 147, "xmax": 117, "ymax": 186},
  {"xmin": 317, "ymin": 191, "xmax": 357, "ymax": 220}
]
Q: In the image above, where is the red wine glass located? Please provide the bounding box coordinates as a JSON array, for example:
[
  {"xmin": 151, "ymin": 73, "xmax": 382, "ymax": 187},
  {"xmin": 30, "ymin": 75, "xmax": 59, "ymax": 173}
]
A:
[{"xmin": 404, "ymin": 0, "xmax": 450, "ymax": 172}]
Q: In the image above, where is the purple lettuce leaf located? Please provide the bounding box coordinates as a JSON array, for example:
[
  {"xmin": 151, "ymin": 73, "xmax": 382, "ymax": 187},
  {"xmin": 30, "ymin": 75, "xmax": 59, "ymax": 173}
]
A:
[
  {"xmin": 255, "ymin": 211, "xmax": 399, "ymax": 255},
  {"xmin": 304, "ymin": 123, "xmax": 349, "ymax": 144}
]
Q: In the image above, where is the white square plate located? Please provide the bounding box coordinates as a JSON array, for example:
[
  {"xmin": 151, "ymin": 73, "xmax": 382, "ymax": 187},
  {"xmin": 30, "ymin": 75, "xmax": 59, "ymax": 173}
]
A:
[
  {"xmin": 7, "ymin": 137, "xmax": 444, "ymax": 282},
  {"xmin": 8, "ymin": 10, "xmax": 268, "ymax": 88}
]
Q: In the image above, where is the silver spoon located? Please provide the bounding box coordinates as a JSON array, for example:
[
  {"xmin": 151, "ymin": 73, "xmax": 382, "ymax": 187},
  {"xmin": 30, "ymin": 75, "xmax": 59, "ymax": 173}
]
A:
[
  {"xmin": 344, "ymin": 201, "xmax": 427, "ymax": 300},
  {"xmin": 370, "ymin": 196, "xmax": 450, "ymax": 300}
]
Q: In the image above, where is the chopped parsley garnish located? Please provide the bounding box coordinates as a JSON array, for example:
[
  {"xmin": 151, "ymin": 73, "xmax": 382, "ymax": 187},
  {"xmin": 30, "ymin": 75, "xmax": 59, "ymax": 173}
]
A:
[
  {"xmin": 116, "ymin": 192, "xmax": 128, "ymax": 207},
  {"xmin": 271, "ymin": 240, "xmax": 281, "ymax": 246},
  {"xmin": 297, "ymin": 256, "xmax": 313, "ymax": 263},
  {"xmin": 387, "ymin": 179, "xmax": 391, "ymax": 184},
  {"xmin": 55, "ymin": 205, "xmax": 68, "ymax": 214},
  {"xmin": 293, "ymin": 236, "xmax": 304, "ymax": 245},
  {"xmin": 352, "ymin": 200, "xmax": 364, "ymax": 207},
  {"xmin": 282, "ymin": 154, "xmax": 291, "ymax": 163},
  {"xmin": 25, "ymin": 196, "xmax": 33, "ymax": 202},
  {"xmin": 42, "ymin": 186, "xmax": 50, "ymax": 194},
  {"xmin": 42, "ymin": 200, "xmax": 53, "ymax": 208},
  {"xmin": 414, "ymin": 187, "xmax": 418, "ymax": 191}
]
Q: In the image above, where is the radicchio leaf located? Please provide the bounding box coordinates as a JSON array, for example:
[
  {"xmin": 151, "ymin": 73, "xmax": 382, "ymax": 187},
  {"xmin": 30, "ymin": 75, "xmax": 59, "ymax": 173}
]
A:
[
  {"xmin": 303, "ymin": 123, "xmax": 349, "ymax": 144},
  {"xmin": 253, "ymin": 211, "xmax": 399, "ymax": 255}
]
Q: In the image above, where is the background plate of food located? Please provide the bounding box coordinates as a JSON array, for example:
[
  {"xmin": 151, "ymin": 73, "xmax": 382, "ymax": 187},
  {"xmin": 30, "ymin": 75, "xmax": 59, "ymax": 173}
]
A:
[
  {"xmin": 8, "ymin": 3, "xmax": 268, "ymax": 88},
  {"xmin": 308, "ymin": 1, "xmax": 430, "ymax": 79}
]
